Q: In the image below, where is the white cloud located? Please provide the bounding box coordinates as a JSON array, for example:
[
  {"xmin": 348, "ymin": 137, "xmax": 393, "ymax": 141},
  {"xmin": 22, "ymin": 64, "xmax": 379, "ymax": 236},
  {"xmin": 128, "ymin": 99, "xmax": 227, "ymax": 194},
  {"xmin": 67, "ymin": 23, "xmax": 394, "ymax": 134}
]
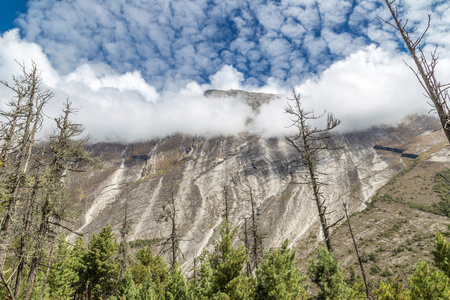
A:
[
  {"xmin": 208, "ymin": 65, "xmax": 244, "ymax": 90},
  {"xmin": 293, "ymin": 45, "xmax": 438, "ymax": 132},
  {"xmin": 2, "ymin": 1, "xmax": 450, "ymax": 142}
]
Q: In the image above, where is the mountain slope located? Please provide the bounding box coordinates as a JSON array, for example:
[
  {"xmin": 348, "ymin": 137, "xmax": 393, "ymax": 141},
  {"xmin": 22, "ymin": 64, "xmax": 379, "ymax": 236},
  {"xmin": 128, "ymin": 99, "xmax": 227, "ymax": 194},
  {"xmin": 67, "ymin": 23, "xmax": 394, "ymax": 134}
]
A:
[{"xmin": 66, "ymin": 109, "xmax": 447, "ymax": 272}]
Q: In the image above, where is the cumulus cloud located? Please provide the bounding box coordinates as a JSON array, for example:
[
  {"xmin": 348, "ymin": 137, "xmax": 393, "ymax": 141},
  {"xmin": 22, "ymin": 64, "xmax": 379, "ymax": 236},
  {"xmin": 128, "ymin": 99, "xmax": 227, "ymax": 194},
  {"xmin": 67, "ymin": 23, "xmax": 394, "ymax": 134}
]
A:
[
  {"xmin": 13, "ymin": 0, "xmax": 450, "ymax": 91},
  {"xmin": 0, "ymin": 31, "xmax": 255, "ymax": 142},
  {"xmin": 1, "ymin": 1, "xmax": 450, "ymax": 142},
  {"xmin": 293, "ymin": 45, "xmax": 435, "ymax": 132},
  {"xmin": 251, "ymin": 45, "xmax": 450, "ymax": 136}
]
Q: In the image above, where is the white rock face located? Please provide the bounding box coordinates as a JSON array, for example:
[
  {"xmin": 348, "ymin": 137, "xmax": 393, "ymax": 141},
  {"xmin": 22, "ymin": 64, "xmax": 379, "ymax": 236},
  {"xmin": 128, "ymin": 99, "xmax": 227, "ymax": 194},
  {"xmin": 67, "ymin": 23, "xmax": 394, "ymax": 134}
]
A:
[{"xmin": 68, "ymin": 114, "xmax": 443, "ymax": 271}]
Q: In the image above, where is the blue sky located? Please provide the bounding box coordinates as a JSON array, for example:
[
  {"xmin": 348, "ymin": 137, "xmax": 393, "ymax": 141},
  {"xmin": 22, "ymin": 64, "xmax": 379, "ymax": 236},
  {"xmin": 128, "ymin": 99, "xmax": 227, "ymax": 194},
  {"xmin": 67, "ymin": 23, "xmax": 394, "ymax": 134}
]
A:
[
  {"xmin": 0, "ymin": 0, "xmax": 449, "ymax": 142},
  {"xmin": 0, "ymin": 0, "xmax": 28, "ymax": 33}
]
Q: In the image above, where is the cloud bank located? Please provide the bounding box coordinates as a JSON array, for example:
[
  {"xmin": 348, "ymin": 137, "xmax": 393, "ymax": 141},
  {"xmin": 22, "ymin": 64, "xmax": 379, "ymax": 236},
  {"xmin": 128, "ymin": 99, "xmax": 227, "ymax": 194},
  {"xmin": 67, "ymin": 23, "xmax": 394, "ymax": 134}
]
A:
[{"xmin": 0, "ymin": 0, "xmax": 449, "ymax": 142}]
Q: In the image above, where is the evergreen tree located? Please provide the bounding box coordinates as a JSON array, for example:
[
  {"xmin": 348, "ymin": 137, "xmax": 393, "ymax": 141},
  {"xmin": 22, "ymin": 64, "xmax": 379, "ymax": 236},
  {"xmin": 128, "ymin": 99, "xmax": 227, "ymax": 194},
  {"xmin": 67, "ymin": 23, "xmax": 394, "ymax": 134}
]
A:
[
  {"xmin": 408, "ymin": 261, "xmax": 450, "ymax": 299},
  {"xmin": 255, "ymin": 239, "xmax": 308, "ymax": 300},
  {"xmin": 307, "ymin": 247, "xmax": 351, "ymax": 299},
  {"xmin": 432, "ymin": 231, "xmax": 450, "ymax": 277},
  {"xmin": 374, "ymin": 277, "xmax": 409, "ymax": 300},
  {"xmin": 195, "ymin": 222, "xmax": 252, "ymax": 299},
  {"xmin": 82, "ymin": 224, "xmax": 119, "ymax": 299},
  {"xmin": 165, "ymin": 263, "xmax": 191, "ymax": 300},
  {"xmin": 70, "ymin": 237, "xmax": 87, "ymax": 299},
  {"xmin": 138, "ymin": 275, "xmax": 161, "ymax": 300},
  {"xmin": 46, "ymin": 238, "xmax": 80, "ymax": 300},
  {"xmin": 111, "ymin": 272, "xmax": 140, "ymax": 300},
  {"xmin": 132, "ymin": 246, "xmax": 169, "ymax": 287}
]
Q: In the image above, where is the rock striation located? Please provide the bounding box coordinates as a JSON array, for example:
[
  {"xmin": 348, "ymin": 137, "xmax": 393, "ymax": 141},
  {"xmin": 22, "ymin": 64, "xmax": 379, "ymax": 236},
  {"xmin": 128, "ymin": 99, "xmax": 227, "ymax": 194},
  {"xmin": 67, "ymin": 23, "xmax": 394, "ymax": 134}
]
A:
[{"xmin": 66, "ymin": 91, "xmax": 446, "ymax": 272}]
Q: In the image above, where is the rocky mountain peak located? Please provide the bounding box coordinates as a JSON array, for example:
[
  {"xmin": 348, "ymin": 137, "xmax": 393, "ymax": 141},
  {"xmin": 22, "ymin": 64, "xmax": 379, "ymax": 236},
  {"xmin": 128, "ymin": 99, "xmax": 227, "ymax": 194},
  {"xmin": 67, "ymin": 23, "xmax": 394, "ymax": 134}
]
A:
[{"xmin": 204, "ymin": 89, "xmax": 279, "ymax": 111}]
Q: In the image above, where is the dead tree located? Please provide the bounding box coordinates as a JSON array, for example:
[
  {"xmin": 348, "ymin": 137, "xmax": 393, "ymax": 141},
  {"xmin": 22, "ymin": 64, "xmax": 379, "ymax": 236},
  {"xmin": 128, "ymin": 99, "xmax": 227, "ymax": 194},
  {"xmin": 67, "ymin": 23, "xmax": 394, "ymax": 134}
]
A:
[
  {"xmin": 243, "ymin": 218, "xmax": 251, "ymax": 276},
  {"xmin": 343, "ymin": 202, "xmax": 370, "ymax": 299},
  {"xmin": 119, "ymin": 196, "xmax": 131, "ymax": 279},
  {"xmin": 285, "ymin": 90, "xmax": 343, "ymax": 252},
  {"xmin": 245, "ymin": 186, "xmax": 264, "ymax": 274},
  {"xmin": 24, "ymin": 101, "xmax": 93, "ymax": 300},
  {"xmin": 382, "ymin": 0, "xmax": 450, "ymax": 143},
  {"xmin": 221, "ymin": 183, "xmax": 234, "ymax": 233},
  {"xmin": 118, "ymin": 191, "xmax": 132, "ymax": 280},
  {"xmin": 0, "ymin": 62, "xmax": 51, "ymax": 297},
  {"xmin": 160, "ymin": 185, "xmax": 182, "ymax": 270},
  {"xmin": 13, "ymin": 167, "xmax": 42, "ymax": 298}
]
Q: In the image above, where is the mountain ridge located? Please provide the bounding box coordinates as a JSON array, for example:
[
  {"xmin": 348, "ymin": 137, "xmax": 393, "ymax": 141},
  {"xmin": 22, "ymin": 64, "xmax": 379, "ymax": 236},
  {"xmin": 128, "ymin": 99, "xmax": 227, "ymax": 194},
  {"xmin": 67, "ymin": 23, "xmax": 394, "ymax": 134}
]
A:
[{"xmin": 65, "ymin": 112, "xmax": 448, "ymax": 273}]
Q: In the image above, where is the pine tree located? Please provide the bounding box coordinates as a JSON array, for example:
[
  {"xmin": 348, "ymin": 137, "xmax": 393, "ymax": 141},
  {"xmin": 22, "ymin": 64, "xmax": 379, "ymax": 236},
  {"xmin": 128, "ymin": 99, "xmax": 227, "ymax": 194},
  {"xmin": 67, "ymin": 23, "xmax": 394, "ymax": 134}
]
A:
[
  {"xmin": 195, "ymin": 222, "xmax": 252, "ymax": 299},
  {"xmin": 165, "ymin": 263, "xmax": 191, "ymax": 300},
  {"xmin": 432, "ymin": 231, "xmax": 450, "ymax": 277},
  {"xmin": 132, "ymin": 246, "xmax": 169, "ymax": 287},
  {"xmin": 307, "ymin": 247, "xmax": 351, "ymax": 299},
  {"xmin": 374, "ymin": 277, "xmax": 409, "ymax": 300},
  {"xmin": 70, "ymin": 236, "xmax": 87, "ymax": 299},
  {"xmin": 82, "ymin": 224, "xmax": 119, "ymax": 299},
  {"xmin": 408, "ymin": 261, "xmax": 450, "ymax": 299},
  {"xmin": 255, "ymin": 239, "xmax": 308, "ymax": 300},
  {"xmin": 111, "ymin": 272, "xmax": 140, "ymax": 300},
  {"xmin": 46, "ymin": 238, "xmax": 80, "ymax": 299}
]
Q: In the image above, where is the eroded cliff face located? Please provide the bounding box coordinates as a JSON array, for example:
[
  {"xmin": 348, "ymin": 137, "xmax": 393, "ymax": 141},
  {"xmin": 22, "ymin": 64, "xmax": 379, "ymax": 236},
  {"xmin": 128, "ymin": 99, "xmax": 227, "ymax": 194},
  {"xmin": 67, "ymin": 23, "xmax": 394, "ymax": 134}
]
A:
[{"xmin": 66, "ymin": 113, "xmax": 444, "ymax": 272}]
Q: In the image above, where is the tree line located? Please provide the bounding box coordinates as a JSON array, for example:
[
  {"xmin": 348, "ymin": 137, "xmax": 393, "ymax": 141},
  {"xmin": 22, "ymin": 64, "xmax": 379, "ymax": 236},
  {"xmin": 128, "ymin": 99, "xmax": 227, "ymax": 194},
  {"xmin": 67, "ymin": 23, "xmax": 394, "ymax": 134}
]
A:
[{"xmin": 29, "ymin": 219, "xmax": 450, "ymax": 300}]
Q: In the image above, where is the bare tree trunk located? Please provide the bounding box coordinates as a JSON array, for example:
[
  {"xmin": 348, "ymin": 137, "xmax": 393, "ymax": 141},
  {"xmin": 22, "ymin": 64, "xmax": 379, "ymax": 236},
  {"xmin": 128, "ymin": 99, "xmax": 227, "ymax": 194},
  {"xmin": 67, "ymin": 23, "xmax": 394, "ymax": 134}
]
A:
[
  {"xmin": 308, "ymin": 162, "xmax": 334, "ymax": 252},
  {"xmin": 14, "ymin": 174, "xmax": 40, "ymax": 298},
  {"xmin": 0, "ymin": 62, "xmax": 51, "ymax": 290},
  {"xmin": 221, "ymin": 184, "xmax": 232, "ymax": 234},
  {"xmin": 244, "ymin": 218, "xmax": 251, "ymax": 276},
  {"xmin": 118, "ymin": 196, "xmax": 131, "ymax": 281},
  {"xmin": 285, "ymin": 91, "xmax": 343, "ymax": 252},
  {"xmin": 343, "ymin": 203, "xmax": 370, "ymax": 299},
  {"xmin": 383, "ymin": 0, "xmax": 450, "ymax": 143},
  {"xmin": 249, "ymin": 188, "xmax": 261, "ymax": 270},
  {"xmin": 161, "ymin": 185, "xmax": 181, "ymax": 269},
  {"xmin": 25, "ymin": 204, "xmax": 50, "ymax": 300}
]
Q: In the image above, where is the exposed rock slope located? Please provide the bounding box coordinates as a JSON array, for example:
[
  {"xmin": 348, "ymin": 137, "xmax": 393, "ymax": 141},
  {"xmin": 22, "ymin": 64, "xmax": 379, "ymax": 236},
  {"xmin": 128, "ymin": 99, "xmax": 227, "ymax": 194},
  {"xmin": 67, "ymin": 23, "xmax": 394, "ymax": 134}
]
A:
[{"xmin": 66, "ymin": 107, "xmax": 445, "ymax": 272}]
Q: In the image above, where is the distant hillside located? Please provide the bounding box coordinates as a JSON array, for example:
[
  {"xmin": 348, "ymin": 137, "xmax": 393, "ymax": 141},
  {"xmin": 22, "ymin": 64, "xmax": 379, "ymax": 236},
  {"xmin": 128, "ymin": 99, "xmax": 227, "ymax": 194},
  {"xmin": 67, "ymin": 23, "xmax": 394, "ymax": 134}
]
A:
[{"xmin": 65, "ymin": 108, "xmax": 448, "ymax": 276}]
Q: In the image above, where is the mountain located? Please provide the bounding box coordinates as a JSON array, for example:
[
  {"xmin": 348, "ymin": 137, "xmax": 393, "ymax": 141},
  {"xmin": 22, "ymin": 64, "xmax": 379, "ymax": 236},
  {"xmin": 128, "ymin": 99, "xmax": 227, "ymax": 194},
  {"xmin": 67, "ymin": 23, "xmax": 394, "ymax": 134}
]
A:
[{"xmin": 66, "ymin": 90, "xmax": 449, "ymax": 274}]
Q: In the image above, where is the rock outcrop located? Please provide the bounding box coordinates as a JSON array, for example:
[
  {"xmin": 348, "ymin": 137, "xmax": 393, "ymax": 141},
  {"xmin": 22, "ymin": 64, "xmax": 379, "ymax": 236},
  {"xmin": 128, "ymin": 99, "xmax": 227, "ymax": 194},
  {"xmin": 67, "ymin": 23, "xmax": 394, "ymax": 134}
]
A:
[{"xmin": 66, "ymin": 91, "xmax": 446, "ymax": 272}]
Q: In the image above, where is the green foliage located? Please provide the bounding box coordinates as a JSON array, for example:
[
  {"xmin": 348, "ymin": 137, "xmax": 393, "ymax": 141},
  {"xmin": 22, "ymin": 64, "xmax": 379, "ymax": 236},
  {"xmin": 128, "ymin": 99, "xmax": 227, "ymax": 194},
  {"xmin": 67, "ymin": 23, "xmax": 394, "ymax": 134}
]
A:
[
  {"xmin": 111, "ymin": 272, "xmax": 140, "ymax": 300},
  {"xmin": 82, "ymin": 224, "xmax": 119, "ymax": 299},
  {"xmin": 387, "ymin": 157, "xmax": 421, "ymax": 186},
  {"xmin": 378, "ymin": 219, "xmax": 407, "ymax": 238},
  {"xmin": 138, "ymin": 276, "xmax": 161, "ymax": 300},
  {"xmin": 194, "ymin": 222, "xmax": 250, "ymax": 299},
  {"xmin": 46, "ymin": 238, "xmax": 81, "ymax": 299},
  {"xmin": 129, "ymin": 239, "xmax": 160, "ymax": 249},
  {"xmin": 408, "ymin": 169, "xmax": 450, "ymax": 217},
  {"xmin": 132, "ymin": 246, "xmax": 169, "ymax": 286},
  {"xmin": 255, "ymin": 239, "xmax": 308, "ymax": 300},
  {"xmin": 374, "ymin": 277, "xmax": 409, "ymax": 300},
  {"xmin": 432, "ymin": 231, "xmax": 450, "ymax": 277},
  {"xmin": 307, "ymin": 247, "xmax": 352, "ymax": 300},
  {"xmin": 408, "ymin": 261, "xmax": 450, "ymax": 299},
  {"xmin": 165, "ymin": 264, "xmax": 191, "ymax": 300}
]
